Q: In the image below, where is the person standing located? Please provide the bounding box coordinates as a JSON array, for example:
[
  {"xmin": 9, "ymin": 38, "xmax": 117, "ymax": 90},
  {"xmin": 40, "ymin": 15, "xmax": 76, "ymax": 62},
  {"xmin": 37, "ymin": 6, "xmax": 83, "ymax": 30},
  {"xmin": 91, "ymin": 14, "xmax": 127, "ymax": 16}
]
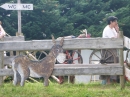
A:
[
  {"xmin": 102, "ymin": 16, "xmax": 119, "ymax": 38},
  {"xmin": 100, "ymin": 16, "xmax": 120, "ymax": 84}
]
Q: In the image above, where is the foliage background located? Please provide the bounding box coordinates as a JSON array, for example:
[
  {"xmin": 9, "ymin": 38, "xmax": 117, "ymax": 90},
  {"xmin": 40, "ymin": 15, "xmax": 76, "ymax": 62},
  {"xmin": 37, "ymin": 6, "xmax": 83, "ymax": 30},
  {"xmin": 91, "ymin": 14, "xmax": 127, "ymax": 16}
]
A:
[{"xmin": 0, "ymin": 0, "xmax": 130, "ymax": 40}]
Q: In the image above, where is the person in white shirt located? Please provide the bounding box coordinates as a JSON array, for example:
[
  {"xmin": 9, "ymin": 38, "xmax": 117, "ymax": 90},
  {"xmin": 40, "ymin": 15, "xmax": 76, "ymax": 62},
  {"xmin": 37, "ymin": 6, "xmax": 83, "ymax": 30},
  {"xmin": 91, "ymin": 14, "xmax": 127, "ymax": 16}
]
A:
[
  {"xmin": 102, "ymin": 16, "xmax": 119, "ymax": 38},
  {"xmin": 100, "ymin": 16, "xmax": 120, "ymax": 84}
]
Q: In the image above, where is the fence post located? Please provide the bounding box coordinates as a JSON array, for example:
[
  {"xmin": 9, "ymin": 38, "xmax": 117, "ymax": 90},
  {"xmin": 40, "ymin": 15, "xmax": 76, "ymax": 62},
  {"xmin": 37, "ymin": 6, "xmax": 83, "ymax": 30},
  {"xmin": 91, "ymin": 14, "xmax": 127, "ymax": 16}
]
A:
[
  {"xmin": 0, "ymin": 40, "xmax": 4, "ymax": 85},
  {"xmin": 16, "ymin": 32, "xmax": 24, "ymax": 55},
  {"xmin": 119, "ymin": 31, "xmax": 125, "ymax": 89}
]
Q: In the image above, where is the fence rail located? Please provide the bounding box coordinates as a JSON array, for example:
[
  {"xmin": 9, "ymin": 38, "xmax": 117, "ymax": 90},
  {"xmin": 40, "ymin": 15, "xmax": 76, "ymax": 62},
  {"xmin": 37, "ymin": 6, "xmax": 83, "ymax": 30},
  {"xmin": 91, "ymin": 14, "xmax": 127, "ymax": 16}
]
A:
[
  {"xmin": 0, "ymin": 64, "xmax": 123, "ymax": 76},
  {"xmin": 0, "ymin": 38, "xmax": 123, "ymax": 51}
]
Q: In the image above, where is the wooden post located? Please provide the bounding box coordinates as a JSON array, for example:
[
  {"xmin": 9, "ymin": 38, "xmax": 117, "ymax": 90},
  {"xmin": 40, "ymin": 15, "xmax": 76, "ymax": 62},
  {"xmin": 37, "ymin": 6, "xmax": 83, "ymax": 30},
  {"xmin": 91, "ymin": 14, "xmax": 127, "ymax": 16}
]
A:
[
  {"xmin": 119, "ymin": 31, "xmax": 125, "ymax": 89},
  {"xmin": 17, "ymin": 0, "xmax": 22, "ymax": 34},
  {"xmin": 78, "ymin": 49, "xmax": 81, "ymax": 63},
  {"xmin": 17, "ymin": 0, "xmax": 23, "ymax": 57},
  {"xmin": 0, "ymin": 41, "xmax": 4, "ymax": 85},
  {"xmin": 10, "ymin": 51, "xmax": 14, "ymax": 56}
]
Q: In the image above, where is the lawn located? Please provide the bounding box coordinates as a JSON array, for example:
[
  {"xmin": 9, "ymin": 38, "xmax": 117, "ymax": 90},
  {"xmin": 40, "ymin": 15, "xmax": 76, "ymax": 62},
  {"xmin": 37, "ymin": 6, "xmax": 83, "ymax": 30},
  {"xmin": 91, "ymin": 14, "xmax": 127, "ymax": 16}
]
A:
[{"xmin": 0, "ymin": 80, "xmax": 130, "ymax": 97}]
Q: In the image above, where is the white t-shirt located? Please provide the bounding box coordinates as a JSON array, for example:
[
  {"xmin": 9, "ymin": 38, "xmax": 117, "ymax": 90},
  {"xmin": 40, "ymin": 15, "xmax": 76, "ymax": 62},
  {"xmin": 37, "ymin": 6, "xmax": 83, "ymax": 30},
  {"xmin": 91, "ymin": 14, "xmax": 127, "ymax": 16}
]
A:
[{"xmin": 102, "ymin": 25, "xmax": 117, "ymax": 38}]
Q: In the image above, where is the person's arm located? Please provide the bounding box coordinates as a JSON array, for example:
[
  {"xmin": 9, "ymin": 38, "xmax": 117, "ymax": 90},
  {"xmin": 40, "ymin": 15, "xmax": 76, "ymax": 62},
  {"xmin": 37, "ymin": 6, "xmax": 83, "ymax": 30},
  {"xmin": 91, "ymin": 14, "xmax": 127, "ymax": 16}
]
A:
[{"xmin": 114, "ymin": 24, "xmax": 120, "ymax": 38}]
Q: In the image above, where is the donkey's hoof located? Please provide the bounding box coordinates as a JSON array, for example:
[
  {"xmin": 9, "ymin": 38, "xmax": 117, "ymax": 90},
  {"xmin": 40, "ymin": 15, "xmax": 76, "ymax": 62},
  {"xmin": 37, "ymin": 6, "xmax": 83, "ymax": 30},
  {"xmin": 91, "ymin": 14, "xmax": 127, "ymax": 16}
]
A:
[
  {"xmin": 13, "ymin": 81, "xmax": 17, "ymax": 86},
  {"xmin": 44, "ymin": 82, "xmax": 49, "ymax": 87},
  {"xmin": 20, "ymin": 83, "xmax": 25, "ymax": 86}
]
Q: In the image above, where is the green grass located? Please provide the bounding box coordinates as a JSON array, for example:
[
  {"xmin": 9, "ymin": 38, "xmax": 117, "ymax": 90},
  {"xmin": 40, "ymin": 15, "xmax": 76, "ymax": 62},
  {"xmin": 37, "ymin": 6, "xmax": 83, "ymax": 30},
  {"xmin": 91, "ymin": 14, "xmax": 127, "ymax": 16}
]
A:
[{"xmin": 0, "ymin": 81, "xmax": 130, "ymax": 97}]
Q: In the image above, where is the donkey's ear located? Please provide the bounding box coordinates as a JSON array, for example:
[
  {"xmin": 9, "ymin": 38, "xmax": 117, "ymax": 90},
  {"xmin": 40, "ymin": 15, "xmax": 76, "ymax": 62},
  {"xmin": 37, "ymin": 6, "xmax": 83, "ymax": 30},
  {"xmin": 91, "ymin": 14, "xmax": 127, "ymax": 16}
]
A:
[
  {"xmin": 51, "ymin": 34, "xmax": 56, "ymax": 44},
  {"xmin": 60, "ymin": 37, "xmax": 64, "ymax": 46}
]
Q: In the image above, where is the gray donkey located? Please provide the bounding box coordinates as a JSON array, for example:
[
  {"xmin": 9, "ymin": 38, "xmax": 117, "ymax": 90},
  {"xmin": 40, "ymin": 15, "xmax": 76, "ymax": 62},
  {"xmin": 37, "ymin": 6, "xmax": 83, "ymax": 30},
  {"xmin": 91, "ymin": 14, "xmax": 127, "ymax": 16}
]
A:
[{"xmin": 11, "ymin": 35, "xmax": 64, "ymax": 86}]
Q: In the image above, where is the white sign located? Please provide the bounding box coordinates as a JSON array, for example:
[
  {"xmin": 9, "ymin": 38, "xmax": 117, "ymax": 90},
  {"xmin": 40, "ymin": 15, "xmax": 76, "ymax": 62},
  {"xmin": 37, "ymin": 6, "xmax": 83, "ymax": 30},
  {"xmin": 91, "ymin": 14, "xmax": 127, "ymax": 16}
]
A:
[{"xmin": 0, "ymin": 3, "xmax": 33, "ymax": 10}]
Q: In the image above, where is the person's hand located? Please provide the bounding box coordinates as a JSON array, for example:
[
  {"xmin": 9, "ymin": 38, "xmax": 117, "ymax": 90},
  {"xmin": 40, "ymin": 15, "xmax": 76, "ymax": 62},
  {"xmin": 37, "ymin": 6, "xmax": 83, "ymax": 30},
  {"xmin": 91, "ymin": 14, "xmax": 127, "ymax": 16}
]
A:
[{"xmin": 114, "ymin": 24, "xmax": 119, "ymax": 33}]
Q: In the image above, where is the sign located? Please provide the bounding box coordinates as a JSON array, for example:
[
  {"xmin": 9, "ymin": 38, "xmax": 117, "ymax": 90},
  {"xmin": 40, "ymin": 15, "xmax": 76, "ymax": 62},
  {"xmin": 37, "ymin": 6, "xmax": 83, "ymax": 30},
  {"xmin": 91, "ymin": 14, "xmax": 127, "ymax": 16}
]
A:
[{"xmin": 0, "ymin": 3, "xmax": 33, "ymax": 10}]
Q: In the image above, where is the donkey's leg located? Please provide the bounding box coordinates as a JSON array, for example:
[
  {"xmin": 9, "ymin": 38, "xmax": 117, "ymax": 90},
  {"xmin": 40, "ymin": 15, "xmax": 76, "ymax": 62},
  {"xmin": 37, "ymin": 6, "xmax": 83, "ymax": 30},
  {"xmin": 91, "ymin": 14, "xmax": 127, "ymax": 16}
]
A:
[
  {"xmin": 12, "ymin": 70, "xmax": 21, "ymax": 85},
  {"xmin": 12, "ymin": 66, "xmax": 21, "ymax": 85},
  {"xmin": 44, "ymin": 76, "xmax": 49, "ymax": 86},
  {"xmin": 16, "ymin": 71, "xmax": 21, "ymax": 84},
  {"xmin": 13, "ymin": 70, "xmax": 18, "ymax": 86},
  {"xmin": 19, "ymin": 69, "xmax": 30, "ymax": 86},
  {"xmin": 20, "ymin": 74, "xmax": 26, "ymax": 86},
  {"xmin": 12, "ymin": 61, "xmax": 19, "ymax": 85}
]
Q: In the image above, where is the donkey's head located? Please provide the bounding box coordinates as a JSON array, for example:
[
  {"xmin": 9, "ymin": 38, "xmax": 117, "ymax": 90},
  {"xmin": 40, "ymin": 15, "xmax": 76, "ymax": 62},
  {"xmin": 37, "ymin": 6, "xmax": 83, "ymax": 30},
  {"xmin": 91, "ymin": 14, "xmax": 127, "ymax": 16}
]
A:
[{"xmin": 49, "ymin": 35, "xmax": 66, "ymax": 63}]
